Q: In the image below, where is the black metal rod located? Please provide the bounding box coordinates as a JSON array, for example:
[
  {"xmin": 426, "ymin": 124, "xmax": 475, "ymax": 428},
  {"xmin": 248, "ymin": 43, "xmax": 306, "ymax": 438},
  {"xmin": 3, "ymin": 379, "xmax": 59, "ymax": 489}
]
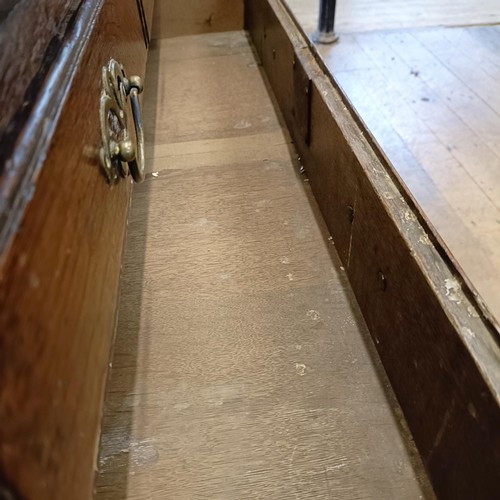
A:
[{"xmin": 315, "ymin": 0, "xmax": 338, "ymax": 44}]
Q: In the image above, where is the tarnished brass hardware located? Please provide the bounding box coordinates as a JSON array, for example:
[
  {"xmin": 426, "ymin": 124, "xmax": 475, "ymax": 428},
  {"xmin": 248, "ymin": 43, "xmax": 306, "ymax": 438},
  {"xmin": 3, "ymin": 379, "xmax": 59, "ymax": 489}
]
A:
[
  {"xmin": 99, "ymin": 59, "xmax": 145, "ymax": 183},
  {"xmin": 127, "ymin": 81, "xmax": 145, "ymax": 183}
]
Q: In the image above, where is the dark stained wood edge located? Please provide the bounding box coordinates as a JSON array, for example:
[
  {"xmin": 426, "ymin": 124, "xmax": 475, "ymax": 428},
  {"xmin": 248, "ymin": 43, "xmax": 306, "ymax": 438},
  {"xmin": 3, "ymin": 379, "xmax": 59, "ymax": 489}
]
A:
[
  {"xmin": 0, "ymin": 0, "xmax": 83, "ymax": 156},
  {"xmin": 0, "ymin": 0, "xmax": 103, "ymax": 263},
  {"xmin": 0, "ymin": 1, "xmax": 147, "ymax": 498},
  {"xmin": 142, "ymin": 0, "xmax": 155, "ymax": 34},
  {"xmin": 279, "ymin": 0, "xmax": 500, "ymax": 333},
  {"xmin": 0, "ymin": 471, "xmax": 22, "ymax": 500},
  {"xmin": 136, "ymin": 0, "xmax": 151, "ymax": 48},
  {"xmin": 245, "ymin": 1, "xmax": 500, "ymax": 498}
]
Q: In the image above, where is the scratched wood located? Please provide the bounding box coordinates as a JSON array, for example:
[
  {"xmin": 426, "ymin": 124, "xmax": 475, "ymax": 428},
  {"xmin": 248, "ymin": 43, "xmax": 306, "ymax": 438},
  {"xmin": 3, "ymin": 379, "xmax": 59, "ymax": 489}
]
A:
[
  {"xmin": 0, "ymin": 0, "xmax": 81, "ymax": 161},
  {"xmin": 151, "ymin": 0, "xmax": 243, "ymax": 39},
  {"xmin": 317, "ymin": 27, "xmax": 500, "ymax": 322},
  {"xmin": 0, "ymin": 0, "xmax": 85, "ymax": 255},
  {"xmin": 245, "ymin": 1, "xmax": 500, "ymax": 498},
  {"xmin": 96, "ymin": 31, "xmax": 433, "ymax": 499},
  {"xmin": 0, "ymin": 1, "xmax": 147, "ymax": 498},
  {"xmin": 144, "ymin": 37, "xmax": 277, "ymax": 147},
  {"xmin": 285, "ymin": 0, "xmax": 500, "ymax": 35}
]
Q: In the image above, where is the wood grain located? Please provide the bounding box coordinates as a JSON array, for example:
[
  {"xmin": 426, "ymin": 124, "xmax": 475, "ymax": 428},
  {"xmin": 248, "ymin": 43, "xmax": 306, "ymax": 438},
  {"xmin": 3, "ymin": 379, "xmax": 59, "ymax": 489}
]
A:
[
  {"xmin": 151, "ymin": 0, "xmax": 244, "ymax": 40},
  {"xmin": 285, "ymin": 0, "xmax": 500, "ymax": 35},
  {"xmin": 0, "ymin": 0, "xmax": 86, "ymax": 256},
  {"xmin": 246, "ymin": 1, "xmax": 500, "ymax": 498},
  {"xmin": 316, "ymin": 27, "xmax": 500, "ymax": 321},
  {"xmin": 0, "ymin": 0, "xmax": 81, "ymax": 154},
  {"xmin": 0, "ymin": 1, "xmax": 147, "ymax": 498},
  {"xmin": 96, "ymin": 30, "xmax": 433, "ymax": 500}
]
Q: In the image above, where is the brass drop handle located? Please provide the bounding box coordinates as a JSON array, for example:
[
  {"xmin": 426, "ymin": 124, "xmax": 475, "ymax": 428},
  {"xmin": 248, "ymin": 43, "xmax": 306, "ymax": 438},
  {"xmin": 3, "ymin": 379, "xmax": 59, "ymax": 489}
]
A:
[
  {"xmin": 99, "ymin": 59, "xmax": 145, "ymax": 183},
  {"xmin": 127, "ymin": 78, "xmax": 146, "ymax": 183}
]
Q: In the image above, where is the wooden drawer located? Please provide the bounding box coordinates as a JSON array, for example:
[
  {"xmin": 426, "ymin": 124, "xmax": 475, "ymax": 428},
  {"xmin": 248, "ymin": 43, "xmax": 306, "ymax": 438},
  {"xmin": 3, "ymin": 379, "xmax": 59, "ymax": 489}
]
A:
[
  {"xmin": 0, "ymin": 1, "xmax": 149, "ymax": 498},
  {"xmin": 1, "ymin": 1, "xmax": 498, "ymax": 499}
]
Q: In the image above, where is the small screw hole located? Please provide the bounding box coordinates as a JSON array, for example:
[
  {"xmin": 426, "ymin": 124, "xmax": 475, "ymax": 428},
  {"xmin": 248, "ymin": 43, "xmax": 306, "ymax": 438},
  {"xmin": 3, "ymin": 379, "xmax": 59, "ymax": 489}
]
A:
[{"xmin": 379, "ymin": 271, "xmax": 388, "ymax": 292}]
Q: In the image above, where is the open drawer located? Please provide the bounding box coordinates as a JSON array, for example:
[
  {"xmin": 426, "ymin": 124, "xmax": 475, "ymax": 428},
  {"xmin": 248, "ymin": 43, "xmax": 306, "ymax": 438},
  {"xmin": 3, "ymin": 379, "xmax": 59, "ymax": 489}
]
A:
[{"xmin": 0, "ymin": 1, "xmax": 498, "ymax": 499}]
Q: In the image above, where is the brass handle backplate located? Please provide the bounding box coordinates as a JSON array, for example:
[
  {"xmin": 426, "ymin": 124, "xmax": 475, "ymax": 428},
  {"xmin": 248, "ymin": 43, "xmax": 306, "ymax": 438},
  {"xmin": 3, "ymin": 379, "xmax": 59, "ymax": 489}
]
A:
[{"xmin": 99, "ymin": 59, "xmax": 145, "ymax": 183}]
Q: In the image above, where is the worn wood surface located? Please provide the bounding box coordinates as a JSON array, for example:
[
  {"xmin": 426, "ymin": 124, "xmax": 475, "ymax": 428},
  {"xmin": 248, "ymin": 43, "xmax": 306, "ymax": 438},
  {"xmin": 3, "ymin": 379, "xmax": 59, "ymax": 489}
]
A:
[
  {"xmin": 0, "ymin": 0, "xmax": 81, "ymax": 155},
  {"xmin": 316, "ymin": 26, "xmax": 500, "ymax": 323},
  {"xmin": 96, "ymin": 31, "xmax": 433, "ymax": 500},
  {"xmin": 285, "ymin": 0, "xmax": 500, "ymax": 34},
  {"xmin": 0, "ymin": 0, "xmax": 85, "ymax": 256},
  {"xmin": 0, "ymin": 1, "xmax": 147, "ymax": 498},
  {"xmin": 152, "ymin": 0, "xmax": 243, "ymax": 39},
  {"xmin": 246, "ymin": 1, "xmax": 500, "ymax": 498}
]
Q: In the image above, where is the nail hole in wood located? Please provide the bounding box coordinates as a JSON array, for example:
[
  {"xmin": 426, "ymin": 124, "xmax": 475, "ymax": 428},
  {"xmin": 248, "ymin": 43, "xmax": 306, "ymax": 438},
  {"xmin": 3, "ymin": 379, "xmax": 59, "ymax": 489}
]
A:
[
  {"xmin": 347, "ymin": 205, "xmax": 355, "ymax": 223},
  {"xmin": 379, "ymin": 271, "xmax": 388, "ymax": 292}
]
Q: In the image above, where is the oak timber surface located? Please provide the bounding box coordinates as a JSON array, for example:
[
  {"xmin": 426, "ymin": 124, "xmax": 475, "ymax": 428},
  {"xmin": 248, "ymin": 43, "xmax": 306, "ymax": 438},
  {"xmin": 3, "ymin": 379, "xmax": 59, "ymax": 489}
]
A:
[
  {"xmin": 0, "ymin": 1, "xmax": 147, "ymax": 499},
  {"xmin": 316, "ymin": 25, "xmax": 500, "ymax": 322},
  {"xmin": 151, "ymin": 0, "xmax": 243, "ymax": 39},
  {"xmin": 96, "ymin": 31, "xmax": 433, "ymax": 499},
  {"xmin": 245, "ymin": 2, "xmax": 500, "ymax": 497},
  {"xmin": 0, "ymin": 0, "xmax": 82, "ymax": 166},
  {"xmin": 284, "ymin": 0, "xmax": 500, "ymax": 322},
  {"xmin": 285, "ymin": 0, "xmax": 500, "ymax": 34}
]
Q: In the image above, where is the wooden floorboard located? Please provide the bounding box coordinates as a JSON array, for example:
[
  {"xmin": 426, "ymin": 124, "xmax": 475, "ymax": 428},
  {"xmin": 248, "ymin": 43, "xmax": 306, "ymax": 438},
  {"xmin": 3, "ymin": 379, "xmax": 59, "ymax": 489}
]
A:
[
  {"xmin": 96, "ymin": 31, "xmax": 433, "ymax": 499},
  {"xmin": 285, "ymin": 0, "xmax": 500, "ymax": 34},
  {"xmin": 315, "ymin": 25, "xmax": 500, "ymax": 321}
]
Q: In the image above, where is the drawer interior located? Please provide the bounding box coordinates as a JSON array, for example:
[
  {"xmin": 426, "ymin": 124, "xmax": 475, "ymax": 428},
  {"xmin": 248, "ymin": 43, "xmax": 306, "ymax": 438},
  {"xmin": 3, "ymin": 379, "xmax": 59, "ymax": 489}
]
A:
[
  {"xmin": 95, "ymin": 1, "xmax": 500, "ymax": 498},
  {"xmin": 95, "ymin": 27, "xmax": 433, "ymax": 500}
]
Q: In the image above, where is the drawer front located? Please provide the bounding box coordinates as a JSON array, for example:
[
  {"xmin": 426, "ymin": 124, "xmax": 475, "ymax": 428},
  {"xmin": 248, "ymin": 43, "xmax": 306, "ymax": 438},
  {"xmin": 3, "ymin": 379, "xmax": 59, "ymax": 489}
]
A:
[{"xmin": 0, "ymin": 1, "xmax": 148, "ymax": 498}]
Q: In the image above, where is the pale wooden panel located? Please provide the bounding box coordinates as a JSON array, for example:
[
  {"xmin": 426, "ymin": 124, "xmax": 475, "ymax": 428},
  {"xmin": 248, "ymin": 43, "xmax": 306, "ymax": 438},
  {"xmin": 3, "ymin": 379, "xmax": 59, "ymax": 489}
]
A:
[
  {"xmin": 152, "ymin": 0, "xmax": 243, "ymax": 39},
  {"xmin": 144, "ymin": 34, "xmax": 279, "ymax": 146},
  {"xmin": 146, "ymin": 132, "xmax": 292, "ymax": 172},
  {"xmin": 96, "ymin": 31, "xmax": 433, "ymax": 499},
  {"xmin": 285, "ymin": 0, "xmax": 500, "ymax": 34},
  {"xmin": 318, "ymin": 26, "xmax": 500, "ymax": 321}
]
